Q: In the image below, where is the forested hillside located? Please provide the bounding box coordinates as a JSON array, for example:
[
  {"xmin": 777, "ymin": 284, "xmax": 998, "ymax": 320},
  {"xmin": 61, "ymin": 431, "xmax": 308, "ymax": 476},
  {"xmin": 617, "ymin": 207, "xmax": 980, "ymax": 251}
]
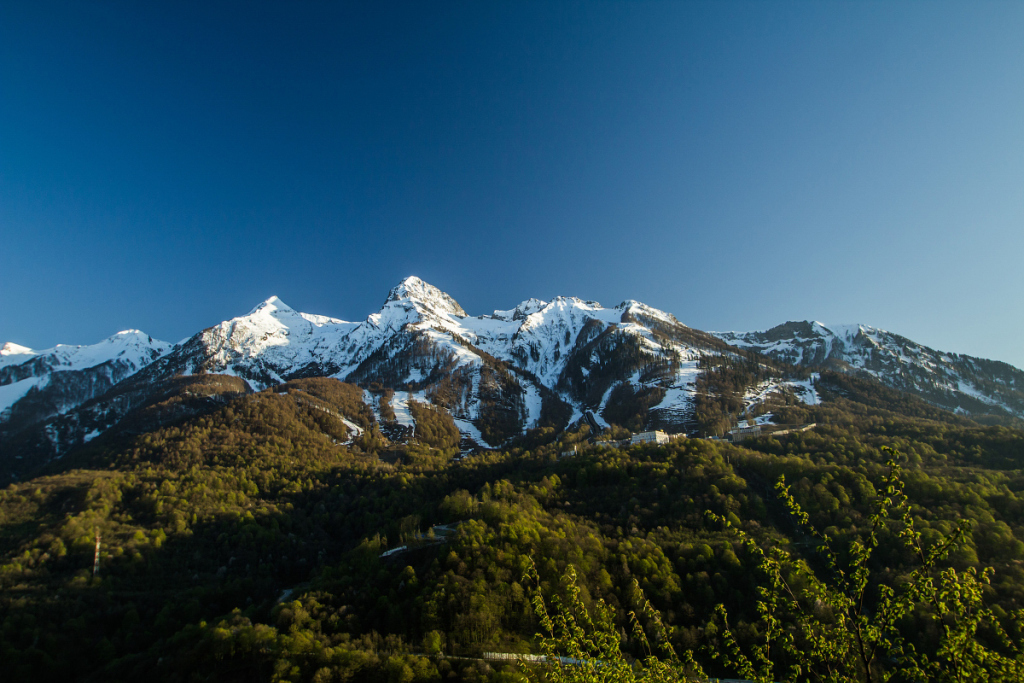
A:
[{"xmin": 2, "ymin": 376, "xmax": 1024, "ymax": 681}]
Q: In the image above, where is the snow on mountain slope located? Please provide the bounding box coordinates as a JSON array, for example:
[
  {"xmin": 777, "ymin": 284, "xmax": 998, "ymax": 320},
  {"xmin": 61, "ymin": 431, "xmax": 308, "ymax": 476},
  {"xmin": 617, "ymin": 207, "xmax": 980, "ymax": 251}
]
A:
[
  {"xmin": 0, "ymin": 331, "xmax": 172, "ymax": 423},
  {"xmin": 145, "ymin": 296, "xmax": 358, "ymax": 387},
  {"xmin": 0, "ymin": 331, "xmax": 171, "ymax": 376},
  {"xmin": 145, "ymin": 279, "xmax": 478, "ymax": 390},
  {"xmin": 714, "ymin": 321, "xmax": 1024, "ymax": 419},
  {"xmin": 43, "ymin": 281, "xmax": 701, "ymax": 427},
  {"xmin": 0, "ymin": 377, "xmax": 44, "ymax": 416},
  {"xmin": 9, "ymin": 278, "xmax": 1024, "ymax": 483},
  {"xmin": 385, "ymin": 276, "xmax": 467, "ymax": 317},
  {"xmin": 462, "ymin": 296, "xmax": 616, "ymax": 383},
  {"xmin": 6, "ymin": 280, "xmax": 900, "ymax": 474},
  {"xmin": 10, "ymin": 277, "xmax": 752, "ymax": 457},
  {"xmin": 0, "ymin": 342, "xmax": 36, "ymax": 368}
]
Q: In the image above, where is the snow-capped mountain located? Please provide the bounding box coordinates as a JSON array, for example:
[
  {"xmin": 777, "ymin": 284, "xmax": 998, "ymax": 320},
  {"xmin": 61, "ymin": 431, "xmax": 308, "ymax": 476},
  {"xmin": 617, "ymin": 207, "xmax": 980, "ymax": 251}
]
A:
[
  {"xmin": 130, "ymin": 277, "xmax": 744, "ymax": 437},
  {"xmin": 0, "ymin": 330, "xmax": 172, "ymax": 426},
  {"xmin": 5, "ymin": 279, "xmax": 1021, "ymax": 479},
  {"xmin": 714, "ymin": 321, "xmax": 1024, "ymax": 420},
  {"xmin": 2, "ymin": 278, "xmax": 794, "ymax": 474}
]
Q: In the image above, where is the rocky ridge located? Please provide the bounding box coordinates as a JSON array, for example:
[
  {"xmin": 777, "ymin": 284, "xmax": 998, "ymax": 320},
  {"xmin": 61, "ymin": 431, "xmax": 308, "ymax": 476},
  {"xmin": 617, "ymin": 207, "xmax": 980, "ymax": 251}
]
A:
[
  {"xmin": 714, "ymin": 321, "xmax": 1024, "ymax": 422},
  {"xmin": 3, "ymin": 279, "xmax": 1020, "ymax": 478}
]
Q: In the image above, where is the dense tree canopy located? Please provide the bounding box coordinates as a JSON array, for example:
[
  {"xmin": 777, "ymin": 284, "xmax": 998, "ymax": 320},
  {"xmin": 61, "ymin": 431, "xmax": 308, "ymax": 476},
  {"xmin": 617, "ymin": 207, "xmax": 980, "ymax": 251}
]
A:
[{"xmin": 2, "ymin": 377, "xmax": 1024, "ymax": 681}]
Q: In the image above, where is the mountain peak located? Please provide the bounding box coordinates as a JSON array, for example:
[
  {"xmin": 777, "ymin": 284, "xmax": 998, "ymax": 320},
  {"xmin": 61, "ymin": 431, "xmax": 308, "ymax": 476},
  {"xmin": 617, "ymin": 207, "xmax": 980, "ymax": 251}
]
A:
[
  {"xmin": 248, "ymin": 295, "xmax": 295, "ymax": 316},
  {"xmin": 385, "ymin": 276, "xmax": 466, "ymax": 317},
  {"xmin": 0, "ymin": 341, "xmax": 40, "ymax": 370},
  {"xmin": 1, "ymin": 341, "xmax": 35, "ymax": 357},
  {"xmin": 109, "ymin": 329, "xmax": 147, "ymax": 340},
  {"xmin": 492, "ymin": 298, "xmax": 549, "ymax": 321}
]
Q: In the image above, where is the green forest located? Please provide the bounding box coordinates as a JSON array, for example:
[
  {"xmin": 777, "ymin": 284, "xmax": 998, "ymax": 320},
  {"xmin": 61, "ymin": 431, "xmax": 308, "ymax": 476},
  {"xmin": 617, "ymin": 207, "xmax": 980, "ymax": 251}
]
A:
[{"xmin": 2, "ymin": 375, "xmax": 1024, "ymax": 681}]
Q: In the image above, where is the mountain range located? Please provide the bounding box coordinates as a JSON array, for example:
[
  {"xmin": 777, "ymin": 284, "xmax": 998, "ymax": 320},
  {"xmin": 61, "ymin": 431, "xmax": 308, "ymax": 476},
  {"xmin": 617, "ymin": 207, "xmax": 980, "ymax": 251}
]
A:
[{"xmin": 2, "ymin": 276, "xmax": 1022, "ymax": 480}]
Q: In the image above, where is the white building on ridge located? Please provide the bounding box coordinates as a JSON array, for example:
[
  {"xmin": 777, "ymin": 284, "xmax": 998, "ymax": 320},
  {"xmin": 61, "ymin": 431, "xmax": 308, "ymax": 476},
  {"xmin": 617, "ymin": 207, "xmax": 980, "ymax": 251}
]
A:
[{"xmin": 630, "ymin": 430, "xmax": 670, "ymax": 446}]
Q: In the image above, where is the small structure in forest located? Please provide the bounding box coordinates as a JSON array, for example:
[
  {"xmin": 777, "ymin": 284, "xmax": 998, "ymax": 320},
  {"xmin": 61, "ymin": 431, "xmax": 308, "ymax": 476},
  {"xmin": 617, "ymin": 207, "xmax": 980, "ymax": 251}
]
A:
[
  {"xmin": 630, "ymin": 430, "xmax": 670, "ymax": 446},
  {"xmin": 728, "ymin": 422, "xmax": 817, "ymax": 442},
  {"xmin": 727, "ymin": 424, "xmax": 762, "ymax": 442}
]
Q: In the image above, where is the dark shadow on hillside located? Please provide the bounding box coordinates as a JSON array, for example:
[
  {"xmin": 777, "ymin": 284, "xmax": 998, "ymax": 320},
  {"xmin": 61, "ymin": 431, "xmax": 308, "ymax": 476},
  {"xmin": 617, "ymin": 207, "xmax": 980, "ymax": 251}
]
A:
[{"xmin": 0, "ymin": 444, "xmax": 547, "ymax": 682}]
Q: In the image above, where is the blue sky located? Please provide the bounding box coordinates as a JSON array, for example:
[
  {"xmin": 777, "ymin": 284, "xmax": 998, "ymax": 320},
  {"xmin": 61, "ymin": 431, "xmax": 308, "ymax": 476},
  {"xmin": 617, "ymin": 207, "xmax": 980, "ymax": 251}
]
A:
[{"xmin": 1, "ymin": 2, "xmax": 1022, "ymax": 368}]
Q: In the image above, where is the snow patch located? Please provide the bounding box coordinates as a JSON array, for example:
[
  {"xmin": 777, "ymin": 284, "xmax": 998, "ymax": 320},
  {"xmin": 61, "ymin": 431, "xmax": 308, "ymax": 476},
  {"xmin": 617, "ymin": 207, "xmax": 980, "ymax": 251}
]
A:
[
  {"xmin": 522, "ymin": 382, "xmax": 543, "ymax": 431},
  {"xmin": 786, "ymin": 374, "xmax": 820, "ymax": 406},
  {"xmin": 341, "ymin": 418, "xmax": 363, "ymax": 438},
  {"xmin": 390, "ymin": 391, "xmax": 416, "ymax": 428},
  {"xmin": 0, "ymin": 330, "xmax": 172, "ymax": 374},
  {"xmin": 453, "ymin": 418, "xmax": 485, "ymax": 446},
  {"xmin": 0, "ymin": 342, "xmax": 36, "ymax": 368},
  {"xmin": 0, "ymin": 376, "xmax": 42, "ymax": 415}
]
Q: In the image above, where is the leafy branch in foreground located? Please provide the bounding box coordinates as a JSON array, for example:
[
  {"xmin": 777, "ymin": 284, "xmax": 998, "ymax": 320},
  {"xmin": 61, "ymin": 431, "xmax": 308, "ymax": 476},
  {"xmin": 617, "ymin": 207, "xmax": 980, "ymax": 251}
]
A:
[
  {"xmin": 707, "ymin": 446, "xmax": 1024, "ymax": 682},
  {"xmin": 521, "ymin": 560, "xmax": 705, "ymax": 683},
  {"xmin": 525, "ymin": 447, "xmax": 1024, "ymax": 683}
]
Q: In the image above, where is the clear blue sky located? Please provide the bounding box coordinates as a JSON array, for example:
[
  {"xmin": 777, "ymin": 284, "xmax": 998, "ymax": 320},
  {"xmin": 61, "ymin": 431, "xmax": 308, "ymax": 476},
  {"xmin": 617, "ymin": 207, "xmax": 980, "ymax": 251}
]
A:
[{"xmin": 2, "ymin": 2, "xmax": 1022, "ymax": 368}]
